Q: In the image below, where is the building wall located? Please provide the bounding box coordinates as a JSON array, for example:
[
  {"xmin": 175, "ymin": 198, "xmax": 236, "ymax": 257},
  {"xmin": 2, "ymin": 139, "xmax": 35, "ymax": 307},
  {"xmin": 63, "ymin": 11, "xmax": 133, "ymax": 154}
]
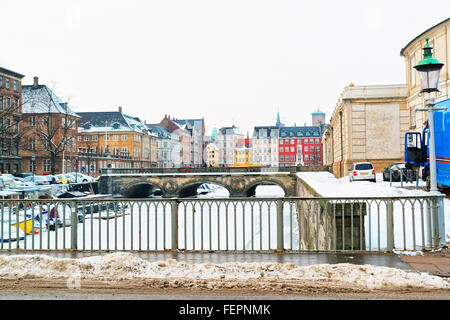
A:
[
  {"xmin": 0, "ymin": 69, "xmax": 23, "ymax": 173},
  {"xmin": 325, "ymin": 85, "xmax": 408, "ymax": 177},
  {"xmin": 401, "ymin": 18, "xmax": 450, "ymax": 132},
  {"xmin": 20, "ymin": 113, "xmax": 79, "ymax": 175}
]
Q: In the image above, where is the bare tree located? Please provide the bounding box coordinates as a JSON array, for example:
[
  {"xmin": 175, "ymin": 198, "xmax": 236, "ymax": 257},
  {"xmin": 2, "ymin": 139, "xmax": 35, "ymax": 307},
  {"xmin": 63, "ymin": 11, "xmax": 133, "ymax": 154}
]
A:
[{"xmin": 21, "ymin": 84, "xmax": 78, "ymax": 175}]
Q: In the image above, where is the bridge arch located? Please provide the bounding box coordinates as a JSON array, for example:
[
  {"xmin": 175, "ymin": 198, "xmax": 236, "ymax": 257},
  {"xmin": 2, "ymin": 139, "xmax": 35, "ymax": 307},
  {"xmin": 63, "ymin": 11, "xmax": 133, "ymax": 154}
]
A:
[
  {"xmin": 244, "ymin": 179, "xmax": 287, "ymax": 197},
  {"xmin": 121, "ymin": 181, "xmax": 164, "ymax": 198},
  {"xmin": 177, "ymin": 179, "xmax": 232, "ymax": 198}
]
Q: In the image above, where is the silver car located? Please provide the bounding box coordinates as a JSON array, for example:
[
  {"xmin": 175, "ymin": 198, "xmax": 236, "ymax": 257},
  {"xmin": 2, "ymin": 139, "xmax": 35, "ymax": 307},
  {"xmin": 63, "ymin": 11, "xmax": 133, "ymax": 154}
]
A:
[{"xmin": 349, "ymin": 162, "xmax": 376, "ymax": 183}]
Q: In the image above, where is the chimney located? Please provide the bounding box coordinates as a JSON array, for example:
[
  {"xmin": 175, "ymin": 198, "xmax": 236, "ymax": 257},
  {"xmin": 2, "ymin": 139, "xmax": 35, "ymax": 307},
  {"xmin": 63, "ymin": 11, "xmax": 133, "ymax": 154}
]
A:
[
  {"xmin": 118, "ymin": 106, "xmax": 122, "ymax": 113},
  {"xmin": 33, "ymin": 77, "xmax": 39, "ymax": 88}
]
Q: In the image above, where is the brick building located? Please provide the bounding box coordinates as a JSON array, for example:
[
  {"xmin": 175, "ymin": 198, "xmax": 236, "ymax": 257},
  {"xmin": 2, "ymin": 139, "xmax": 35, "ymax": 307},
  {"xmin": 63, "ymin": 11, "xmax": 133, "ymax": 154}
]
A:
[
  {"xmin": 0, "ymin": 66, "xmax": 25, "ymax": 174},
  {"xmin": 20, "ymin": 77, "xmax": 79, "ymax": 175}
]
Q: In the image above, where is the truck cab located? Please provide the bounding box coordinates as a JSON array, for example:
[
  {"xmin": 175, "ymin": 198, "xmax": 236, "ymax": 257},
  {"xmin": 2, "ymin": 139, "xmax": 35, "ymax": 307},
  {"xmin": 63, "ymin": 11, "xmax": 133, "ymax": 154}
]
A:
[{"xmin": 405, "ymin": 98, "xmax": 450, "ymax": 190}]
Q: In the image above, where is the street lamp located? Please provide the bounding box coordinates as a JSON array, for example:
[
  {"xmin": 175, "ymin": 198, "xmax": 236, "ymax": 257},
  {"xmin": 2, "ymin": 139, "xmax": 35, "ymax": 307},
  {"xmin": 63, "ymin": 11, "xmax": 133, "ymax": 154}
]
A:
[
  {"xmin": 413, "ymin": 37, "xmax": 446, "ymax": 192},
  {"xmin": 31, "ymin": 153, "xmax": 35, "ymax": 182},
  {"xmin": 74, "ymin": 155, "xmax": 79, "ymax": 183}
]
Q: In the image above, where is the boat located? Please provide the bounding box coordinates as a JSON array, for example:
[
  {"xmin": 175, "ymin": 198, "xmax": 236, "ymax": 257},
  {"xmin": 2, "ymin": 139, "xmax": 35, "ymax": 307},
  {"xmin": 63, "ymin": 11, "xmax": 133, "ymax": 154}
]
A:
[{"xmin": 0, "ymin": 226, "xmax": 25, "ymax": 242}]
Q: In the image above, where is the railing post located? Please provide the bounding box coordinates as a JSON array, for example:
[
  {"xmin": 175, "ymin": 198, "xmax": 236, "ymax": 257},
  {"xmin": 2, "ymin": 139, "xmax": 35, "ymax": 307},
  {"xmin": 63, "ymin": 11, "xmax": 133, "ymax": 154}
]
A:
[
  {"xmin": 386, "ymin": 200, "xmax": 394, "ymax": 251},
  {"xmin": 433, "ymin": 196, "xmax": 445, "ymax": 247},
  {"xmin": 276, "ymin": 199, "xmax": 284, "ymax": 251},
  {"xmin": 171, "ymin": 199, "xmax": 179, "ymax": 251},
  {"xmin": 71, "ymin": 200, "xmax": 78, "ymax": 250}
]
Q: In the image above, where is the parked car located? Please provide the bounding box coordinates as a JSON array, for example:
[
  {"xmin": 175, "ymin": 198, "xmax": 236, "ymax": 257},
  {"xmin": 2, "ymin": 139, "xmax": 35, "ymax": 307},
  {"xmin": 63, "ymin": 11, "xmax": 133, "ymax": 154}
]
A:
[
  {"xmin": 382, "ymin": 162, "xmax": 417, "ymax": 182},
  {"xmin": 349, "ymin": 162, "xmax": 376, "ymax": 183},
  {"xmin": 24, "ymin": 175, "xmax": 50, "ymax": 185},
  {"xmin": 12, "ymin": 176, "xmax": 36, "ymax": 187},
  {"xmin": 45, "ymin": 175, "xmax": 61, "ymax": 184},
  {"xmin": 0, "ymin": 176, "xmax": 17, "ymax": 189},
  {"xmin": 69, "ymin": 172, "xmax": 95, "ymax": 183},
  {"xmin": 13, "ymin": 173, "xmax": 33, "ymax": 179}
]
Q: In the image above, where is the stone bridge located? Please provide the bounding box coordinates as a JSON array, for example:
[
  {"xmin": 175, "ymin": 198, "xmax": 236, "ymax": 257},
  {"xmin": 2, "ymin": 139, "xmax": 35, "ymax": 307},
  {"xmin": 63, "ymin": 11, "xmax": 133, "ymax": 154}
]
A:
[{"xmin": 97, "ymin": 172, "xmax": 300, "ymax": 198}]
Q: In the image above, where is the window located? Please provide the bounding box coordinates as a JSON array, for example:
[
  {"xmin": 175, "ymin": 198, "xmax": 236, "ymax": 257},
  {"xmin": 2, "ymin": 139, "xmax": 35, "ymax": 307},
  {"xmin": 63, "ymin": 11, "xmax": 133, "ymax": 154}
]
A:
[
  {"xmin": 121, "ymin": 147, "xmax": 128, "ymax": 154},
  {"xmin": 280, "ymin": 155, "xmax": 284, "ymax": 161},
  {"xmin": 92, "ymin": 135, "xmax": 98, "ymax": 141},
  {"xmin": 305, "ymin": 146, "xmax": 309, "ymax": 152},
  {"xmin": 13, "ymin": 80, "xmax": 18, "ymax": 92},
  {"xmin": 84, "ymin": 136, "xmax": 89, "ymax": 141},
  {"xmin": 104, "ymin": 135, "xmax": 109, "ymax": 141},
  {"xmin": 291, "ymin": 139, "xmax": 294, "ymax": 145},
  {"xmin": 14, "ymin": 98, "xmax": 18, "ymax": 111},
  {"xmin": 29, "ymin": 160, "xmax": 36, "ymax": 172},
  {"xmin": 410, "ymin": 54, "xmax": 416, "ymax": 86},
  {"xmin": 121, "ymin": 135, "xmax": 127, "ymax": 141},
  {"xmin": 291, "ymin": 146, "xmax": 294, "ymax": 152},
  {"xmin": 305, "ymin": 155, "xmax": 309, "ymax": 161},
  {"xmin": 291, "ymin": 155, "xmax": 295, "ymax": 161},
  {"xmin": 29, "ymin": 137, "xmax": 36, "ymax": 151},
  {"xmin": 43, "ymin": 159, "xmax": 50, "ymax": 172},
  {"xmin": 316, "ymin": 146, "xmax": 320, "ymax": 152},
  {"xmin": 113, "ymin": 135, "xmax": 118, "ymax": 141},
  {"xmin": 280, "ymin": 147, "xmax": 284, "ymax": 153},
  {"xmin": 280, "ymin": 139, "xmax": 283, "ymax": 145},
  {"xmin": 310, "ymin": 139, "xmax": 314, "ymax": 144},
  {"xmin": 304, "ymin": 139, "xmax": 308, "ymax": 144},
  {"xmin": 0, "ymin": 76, "xmax": 2, "ymax": 87},
  {"xmin": 315, "ymin": 139, "xmax": 319, "ymax": 144},
  {"xmin": 78, "ymin": 136, "xmax": 82, "ymax": 142},
  {"xmin": 0, "ymin": 96, "xmax": 3, "ymax": 110},
  {"xmin": 6, "ymin": 97, "xmax": 10, "ymax": 110},
  {"xmin": 5, "ymin": 78, "xmax": 10, "ymax": 90}
]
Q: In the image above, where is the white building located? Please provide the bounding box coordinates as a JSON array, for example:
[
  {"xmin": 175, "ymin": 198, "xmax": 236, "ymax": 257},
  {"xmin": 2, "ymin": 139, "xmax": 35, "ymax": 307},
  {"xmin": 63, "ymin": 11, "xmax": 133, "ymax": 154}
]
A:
[
  {"xmin": 252, "ymin": 126, "xmax": 280, "ymax": 167},
  {"xmin": 217, "ymin": 125, "xmax": 244, "ymax": 167}
]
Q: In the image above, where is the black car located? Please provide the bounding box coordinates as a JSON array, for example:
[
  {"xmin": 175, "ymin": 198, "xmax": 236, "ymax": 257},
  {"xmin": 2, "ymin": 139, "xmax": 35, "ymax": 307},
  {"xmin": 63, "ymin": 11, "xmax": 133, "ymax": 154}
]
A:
[{"xmin": 383, "ymin": 162, "xmax": 417, "ymax": 182}]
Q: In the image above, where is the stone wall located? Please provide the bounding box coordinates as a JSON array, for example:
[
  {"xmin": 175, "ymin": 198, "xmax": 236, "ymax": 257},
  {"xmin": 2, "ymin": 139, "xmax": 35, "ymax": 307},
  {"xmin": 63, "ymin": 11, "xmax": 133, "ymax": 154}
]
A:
[{"xmin": 296, "ymin": 176, "xmax": 366, "ymax": 250}]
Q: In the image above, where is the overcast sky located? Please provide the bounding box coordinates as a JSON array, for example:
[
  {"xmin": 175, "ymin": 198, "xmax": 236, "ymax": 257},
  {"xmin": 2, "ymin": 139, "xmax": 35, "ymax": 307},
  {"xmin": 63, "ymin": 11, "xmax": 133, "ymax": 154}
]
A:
[{"xmin": 1, "ymin": 0, "xmax": 449, "ymax": 135}]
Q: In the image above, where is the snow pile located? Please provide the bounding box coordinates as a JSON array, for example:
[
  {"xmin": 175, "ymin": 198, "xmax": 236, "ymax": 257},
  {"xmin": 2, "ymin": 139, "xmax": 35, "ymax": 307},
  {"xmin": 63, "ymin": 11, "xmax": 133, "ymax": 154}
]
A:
[{"xmin": 0, "ymin": 253, "xmax": 448, "ymax": 290}]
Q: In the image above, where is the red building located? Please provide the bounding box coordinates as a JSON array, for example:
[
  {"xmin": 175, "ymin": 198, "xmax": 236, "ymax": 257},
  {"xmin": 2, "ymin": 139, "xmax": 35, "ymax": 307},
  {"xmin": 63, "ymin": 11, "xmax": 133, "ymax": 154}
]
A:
[{"xmin": 278, "ymin": 126, "xmax": 323, "ymax": 166}]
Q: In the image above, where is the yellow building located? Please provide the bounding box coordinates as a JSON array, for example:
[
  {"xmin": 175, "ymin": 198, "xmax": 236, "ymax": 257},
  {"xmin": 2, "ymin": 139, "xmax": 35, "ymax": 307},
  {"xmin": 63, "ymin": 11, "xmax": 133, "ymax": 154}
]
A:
[
  {"xmin": 400, "ymin": 18, "xmax": 450, "ymax": 132},
  {"xmin": 204, "ymin": 142, "xmax": 219, "ymax": 167},
  {"xmin": 234, "ymin": 138, "xmax": 252, "ymax": 166}
]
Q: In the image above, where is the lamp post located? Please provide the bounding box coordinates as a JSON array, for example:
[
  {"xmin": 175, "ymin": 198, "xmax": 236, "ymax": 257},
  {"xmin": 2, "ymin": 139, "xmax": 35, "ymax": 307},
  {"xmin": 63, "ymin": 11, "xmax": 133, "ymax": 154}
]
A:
[
  {"xmin": 413, "ymin": 37, "xmax": 446, "ymax": 192},
  {"xmin": 74, "ymin": 155, "xmax": 79, "ymax": 183},
  {"xmin": 31, "ymin": 153, "xmax": 35, "ymax": 182}
]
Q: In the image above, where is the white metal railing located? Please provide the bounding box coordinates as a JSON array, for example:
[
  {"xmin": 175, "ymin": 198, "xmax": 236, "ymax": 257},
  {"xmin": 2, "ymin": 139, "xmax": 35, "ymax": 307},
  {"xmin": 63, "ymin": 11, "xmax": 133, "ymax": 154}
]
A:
[{"xmin": 0, "ymin": 195, "xmax": 445, "ymax": 252}]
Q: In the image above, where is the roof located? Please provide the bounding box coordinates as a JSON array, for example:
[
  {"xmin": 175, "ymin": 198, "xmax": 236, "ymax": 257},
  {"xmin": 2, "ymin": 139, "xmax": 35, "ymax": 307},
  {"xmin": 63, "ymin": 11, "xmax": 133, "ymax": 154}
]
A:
[
  {"xmin": 77, "ymin": 111, "xmax": 156, "ymax": 136},
  {"xmin": 280, "ymin": 126, "xmax": 321, "ymax": 138},
  {"xmin": 252, "ymin": 126, "xmax": 280, "ymax": 138},
  {"xmin": 400, "ymin": 18, "xmax": 450, "ymax": 56},
  {"xmin": 311, "ymin": 109, "xmax": 325, "ymax": 115},
  {"xmin": 218, "ymin": 125, "xmax": 243, "ymax": 135},
  {"xmin": 0, "ymin": 66, "xmax": 25, "ymax": 79},
  {"xmin": 145, "ymin": 124, "xmax": 180, "ymax": 140},
  {"xmin": 22, "ymin": 85, "xmax": 79, "ymax": 117}
]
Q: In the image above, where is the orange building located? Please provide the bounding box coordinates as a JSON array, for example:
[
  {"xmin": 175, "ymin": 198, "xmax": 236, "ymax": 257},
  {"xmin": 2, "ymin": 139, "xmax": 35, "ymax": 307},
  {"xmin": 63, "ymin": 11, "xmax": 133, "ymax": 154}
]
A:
[{"xmin": 77, "ymin": 107, "xmax": 157, "ymax": 175}]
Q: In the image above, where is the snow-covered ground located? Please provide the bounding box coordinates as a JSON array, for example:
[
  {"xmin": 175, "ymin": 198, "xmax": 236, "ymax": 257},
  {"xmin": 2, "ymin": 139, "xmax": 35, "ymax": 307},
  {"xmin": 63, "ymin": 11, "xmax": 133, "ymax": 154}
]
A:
[
  {"xmin": 297, "ymin": 172, "xmax": 449, "ymax": 246},
  {"xmin": 0, "ymin": 252, "xmax": 447, "ymax": 290}
]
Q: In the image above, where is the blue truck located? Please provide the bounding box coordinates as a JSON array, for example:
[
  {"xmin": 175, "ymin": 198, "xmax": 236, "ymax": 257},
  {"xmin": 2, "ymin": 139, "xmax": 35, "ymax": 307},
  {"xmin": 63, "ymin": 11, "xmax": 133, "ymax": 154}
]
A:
[{"xmin": 405, "ymin": 98, "xmax": 450, "ymax": 190}]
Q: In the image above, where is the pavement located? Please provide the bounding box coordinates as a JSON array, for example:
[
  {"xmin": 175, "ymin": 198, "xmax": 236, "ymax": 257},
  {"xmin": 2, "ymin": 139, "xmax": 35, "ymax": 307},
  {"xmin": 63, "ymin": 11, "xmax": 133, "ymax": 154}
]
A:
[{"xmin": 397, "ymin": 246, "xmax": 450, "ymax": 277}]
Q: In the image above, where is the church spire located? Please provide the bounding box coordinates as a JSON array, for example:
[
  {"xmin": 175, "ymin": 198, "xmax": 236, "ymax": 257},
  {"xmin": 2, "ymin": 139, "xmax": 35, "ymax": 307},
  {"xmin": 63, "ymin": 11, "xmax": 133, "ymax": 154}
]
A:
[{"xmin": 276, "ymin": 108, "xmax": 281, "ymax": 127}]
